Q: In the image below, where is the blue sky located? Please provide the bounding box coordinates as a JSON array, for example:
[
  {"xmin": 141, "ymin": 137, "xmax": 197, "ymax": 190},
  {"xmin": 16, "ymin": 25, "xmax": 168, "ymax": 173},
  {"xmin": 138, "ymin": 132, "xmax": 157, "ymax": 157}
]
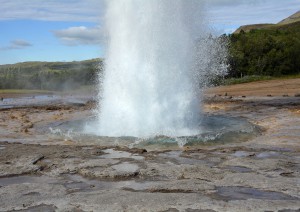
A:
[{"xmin": 0, "ymin": 0, "xmax": 299, "ymax": 65}]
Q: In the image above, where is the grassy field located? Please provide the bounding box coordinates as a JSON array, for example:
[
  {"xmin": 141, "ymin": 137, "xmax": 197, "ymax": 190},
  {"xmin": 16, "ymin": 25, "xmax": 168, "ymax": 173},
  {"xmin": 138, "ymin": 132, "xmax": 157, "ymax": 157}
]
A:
[
  {"xmin": 0, "ymin": 89, "xmax": 53, "ymax": 94},
  {"xmin": 0, "ymin": 85, "xmax": 97, "ymax": 97},
  {"xmin": 223, "ymin": 74, "xmax": 300, "ymax": 85},
  {"xmin": 0, "ymin": 59, "xmax": 102, "ymax": 91}
]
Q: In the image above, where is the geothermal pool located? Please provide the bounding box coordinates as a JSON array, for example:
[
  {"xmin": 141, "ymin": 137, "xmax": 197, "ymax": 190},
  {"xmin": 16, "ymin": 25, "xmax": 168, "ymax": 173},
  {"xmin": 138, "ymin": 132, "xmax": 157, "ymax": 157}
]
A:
[{"xmin": 45, "ymin": 114, "xmax": 260, "ymax": 149}]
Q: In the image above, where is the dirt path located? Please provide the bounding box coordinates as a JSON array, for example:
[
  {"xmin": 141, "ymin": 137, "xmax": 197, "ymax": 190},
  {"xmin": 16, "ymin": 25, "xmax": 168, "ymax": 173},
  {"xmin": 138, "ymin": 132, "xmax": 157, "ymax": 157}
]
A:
[{"xmin": 205, "ymin": 78, "xmax": 300, "ymax": 97}]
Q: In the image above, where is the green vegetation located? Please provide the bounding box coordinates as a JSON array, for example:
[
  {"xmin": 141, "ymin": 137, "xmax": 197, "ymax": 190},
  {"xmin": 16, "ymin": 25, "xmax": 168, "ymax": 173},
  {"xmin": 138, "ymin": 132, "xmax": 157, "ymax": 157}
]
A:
[
  {"xmin": 227, "ymin": 21, "xmax": 300, "ymax": 79},
  {"xmin": 234, "ymin": 11, "xmax": 300, "ymax": 33},
  {"xmin": 0, "ymin": 59, "xmax": 102, "ymax": 91},
  {"xmin": 0, "ymin": 89, "xmax": 52, "ymax": 94},
  {"xmin": 223, "ymin": 75, "xmax": 274, "ymax": 85},
  {"xmin": 0, "ymin": 12, "xmax": 299, "ymax": 90},
  {"xmin": 234, "ymin": 24, "xmax": 275, "ymax": 34},
  {"xmin": 219, "ymin": 74, "xmax": 300, "ymax": 85}
]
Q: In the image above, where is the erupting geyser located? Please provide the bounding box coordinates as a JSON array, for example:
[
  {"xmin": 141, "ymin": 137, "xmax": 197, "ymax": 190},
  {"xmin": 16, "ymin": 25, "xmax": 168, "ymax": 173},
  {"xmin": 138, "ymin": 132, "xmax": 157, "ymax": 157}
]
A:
[{"xmin": 95, "ymin": 0, "xmax": 227, "ymax": 138}]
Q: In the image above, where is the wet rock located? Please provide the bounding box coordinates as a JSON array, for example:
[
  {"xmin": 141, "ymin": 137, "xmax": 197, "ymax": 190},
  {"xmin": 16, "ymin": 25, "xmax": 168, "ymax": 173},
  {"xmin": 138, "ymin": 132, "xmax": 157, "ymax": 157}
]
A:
[
  {"xmin": 232, "ymin": 151, "xmax": 255, "ymax": 157},
  {"xmin": 0, "ymin": 154, "xmax": 45, "ymax": 177},
  {"xmin": 21, "ymin": 123, "xmax": 34, "ymax": 133},
  {"xmin": 99, "ymin": 149, "xmax": 145, "ymax": 160},
  {"xmin": 163, "ymin": 208, "xmax": 179, "ymax": 212},
  {"xmin": 0, "ymin": 183, "xmax": 65, "ymax": 211},
  {"xmin": 91, "ymin": 149, "xmax": 103, "ymax": 156},
  {"xmin": 45, "ymin": 106, "xmax": 60, "ymax": 111},
  {"xmin": 22, "ymin": 128, "xmax": 29, "ymax": 133},
  {"xmin": 226, "ymin": 166, "xmax": 252, "ymax": 173},
  {"xmin": 7, "ymin": 204, "xmax": 57, "ymax": 212},
  {"xmin": 220, "ymin": 156, "xmax": 290, "ymax": 173},
  {"xmin": 69, "ymin": 103, "xmax": 85, "ymax": 107},
  {"xmin": 280, "ymin": 172, "xmax": 294, "ymax": 177},
  {"xmin": 212, "ymin": 186, "xmax": 299, "ymax": 201},
  {"xmin": 129, "ymin": 148, "xmax": 147, "ymax": 154},
  {"xmin": 256, "ymin": 151, "xmax": 280, "ymax": 159},
  {"xmin": 146, "ymin": 180, "xmax": 214, "ymax": 193},
  {"xmin": 0, "ymin": 90, "xmax": 300, "ymax": 211},
  {"xmin": 216, "ymin": 172, "xmax": 299, "ymax": 197},
  {"xmin": 100, "ymin": 149, "xmax": 132, "ymax": 159},
  {"xmin": 139, "ymin": 163, "xmax": 190, "ymax": 180},
  {"xmin": 49, "ymin": 158, "xmax": 119, "ymax": 177},
  {"xmin": 31, "ymin": 154, "xmax": 44, "ymax": 165},
  {"xmin": 23, "ymin": 119, "xmax": 31, "ymax": 123},
  {"xmin": 182, "ymin": 165, "xmax": 226, "ymax": 181},
  {"xmin": 79, "ymin": 162, "xmax": 140, "ymax": 179},
  {"xmin": 79, "ymin": 159, "xmax": 119, "ymax": 168},
  {"xmin": 112, "ymin": 162, "xmax": 139, "ymax": 171},
  {"xmin": 278, "ymin": 209, "xmax": 300, "ymax": 212}
]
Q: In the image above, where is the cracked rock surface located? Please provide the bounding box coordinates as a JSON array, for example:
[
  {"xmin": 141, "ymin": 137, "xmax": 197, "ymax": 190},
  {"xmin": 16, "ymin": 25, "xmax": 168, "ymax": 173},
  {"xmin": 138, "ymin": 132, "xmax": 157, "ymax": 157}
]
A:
[{"xmin": 0, "ymin": 94, "xmax": 299, "ymax": 211}]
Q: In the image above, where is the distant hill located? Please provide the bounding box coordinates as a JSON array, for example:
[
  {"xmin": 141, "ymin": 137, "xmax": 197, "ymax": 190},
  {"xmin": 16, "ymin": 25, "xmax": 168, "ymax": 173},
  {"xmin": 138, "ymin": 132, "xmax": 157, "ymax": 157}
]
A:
[
  {"xmin": 234, "ymin": 24, "xmax": 275, "ymax": 34},
  {"xmin": 234, "ymin": 10, "xmax": 300, "ymax": 33},
  {"xmin": 227, "ymin": 16, "xmax": 300, "ymax": 78},
  {"xmin": 278, "ymin": 10, "xmax": 300, "ymax": 25},
  {"xmin": 0, "ymin": 59, "xmax": 103, "ymax": 90},
  {"xmin": 0, "ymin": 58, "xmax": 102, "ymax": 71}
]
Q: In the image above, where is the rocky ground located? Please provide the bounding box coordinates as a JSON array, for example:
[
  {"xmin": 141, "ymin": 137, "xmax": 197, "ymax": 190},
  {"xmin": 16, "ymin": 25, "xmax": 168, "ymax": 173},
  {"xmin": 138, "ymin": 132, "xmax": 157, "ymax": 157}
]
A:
[{"xmin": 0, "ymin": 79, "xmax": 299, "ymax": 212}]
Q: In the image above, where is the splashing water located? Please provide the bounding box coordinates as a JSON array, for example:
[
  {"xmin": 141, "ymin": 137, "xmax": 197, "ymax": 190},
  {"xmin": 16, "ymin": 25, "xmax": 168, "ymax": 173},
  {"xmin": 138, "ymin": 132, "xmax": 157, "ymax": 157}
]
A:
[{"xmin": 93, "ymin": 0, "xmax": 227, "ymax": 138}]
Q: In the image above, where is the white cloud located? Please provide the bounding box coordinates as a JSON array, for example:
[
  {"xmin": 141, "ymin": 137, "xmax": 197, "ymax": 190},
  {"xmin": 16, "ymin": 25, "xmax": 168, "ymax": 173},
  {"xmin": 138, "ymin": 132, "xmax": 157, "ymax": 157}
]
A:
[
  {"xmin": 0, "ymin": 0, "xmax": 298, "ymax": 37},
  {"xmin": 12, "ymin": 40, "xmax": 32, "ymax": 47},
  {"xmin": 53, "ymin": 26, "xmax": 104, "ymax": 46},
  {"xmin": 0, "ymin": 39, "xmax": 32, "ymax": 50},
  {"xmin": 0, "ymin": 0, "xmax": 298, "ymax": 26},
  {"xmin": 200, "ymin": 0, "xmax": 300, "ymax": 34},
  {"xmin": 206, "ymin": 0, "xmax": 300, "ymax": 26},
  {"xmin": 0, "ymin": 0, "xmax": 103, "ymax": 22}
]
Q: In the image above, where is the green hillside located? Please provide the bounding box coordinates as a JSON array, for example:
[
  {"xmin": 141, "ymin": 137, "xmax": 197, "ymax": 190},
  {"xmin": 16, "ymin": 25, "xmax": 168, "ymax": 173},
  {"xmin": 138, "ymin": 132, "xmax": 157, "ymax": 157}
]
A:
[
  {"xmin": 1, "ymin": 11, "xmax": 299, "ymax": 90},
  {"xmin": 234, "ymin": 24, "xmax": 275, "ymax": 34},
  {"xmin": 234, "ymin": 11, "xmax": 300, "ymax": 33},
  {"xmin": 0, "ymin": 59, "xmax": 103, "ymax": 91},
  {"xmin": 227, "ymin": 20, "xmax": 300, "ymax": 78}
]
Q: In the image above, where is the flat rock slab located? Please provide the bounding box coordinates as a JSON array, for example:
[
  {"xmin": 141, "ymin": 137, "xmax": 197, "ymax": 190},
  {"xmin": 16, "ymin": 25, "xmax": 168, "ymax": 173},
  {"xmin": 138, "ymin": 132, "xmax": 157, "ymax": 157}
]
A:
[
  {"xmin": 0, "ymin": 94, "xmax": 300, "ymax": 211},
  {"xmin": 0, "ymin": 142, "xmax": 299, "ymax": 212}
]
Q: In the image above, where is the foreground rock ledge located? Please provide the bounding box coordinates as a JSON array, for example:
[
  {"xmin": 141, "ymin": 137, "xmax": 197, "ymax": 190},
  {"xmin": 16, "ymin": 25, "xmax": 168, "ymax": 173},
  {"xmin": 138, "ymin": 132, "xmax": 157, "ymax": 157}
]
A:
[{"xmin": 0, "ymin": 94, "xmax": 299, "ymax": 211}]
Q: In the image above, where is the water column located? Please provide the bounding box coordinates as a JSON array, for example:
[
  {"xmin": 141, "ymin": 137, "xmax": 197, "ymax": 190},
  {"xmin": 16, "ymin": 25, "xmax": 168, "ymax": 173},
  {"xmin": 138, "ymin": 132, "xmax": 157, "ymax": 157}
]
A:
[{"xmin": 97, "ymin": 0, "xmax": 207, "ymax": 137}]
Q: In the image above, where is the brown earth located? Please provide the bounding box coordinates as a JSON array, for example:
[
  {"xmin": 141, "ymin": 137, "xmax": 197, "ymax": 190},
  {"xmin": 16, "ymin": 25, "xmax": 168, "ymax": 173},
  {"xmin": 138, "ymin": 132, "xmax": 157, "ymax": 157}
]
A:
[{"xmin": 205, "ymin": 78, "xmax": 300, "ymax": 97}]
